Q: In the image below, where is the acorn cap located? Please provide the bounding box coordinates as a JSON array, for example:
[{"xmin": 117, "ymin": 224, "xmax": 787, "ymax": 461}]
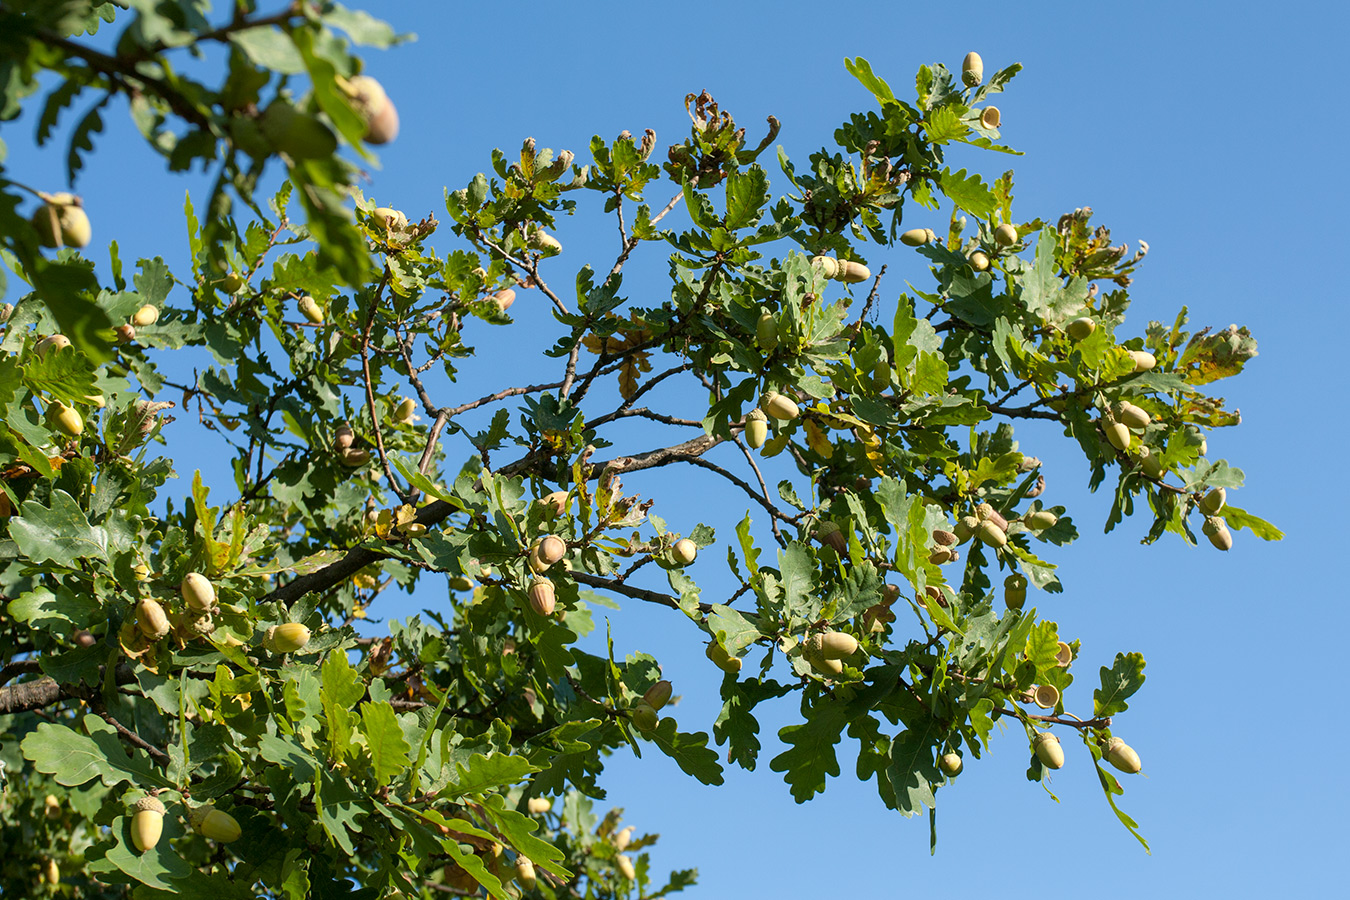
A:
[
  {"xmin": 1032, "ymin": 684, "xmax": 1060, "ymax": 709},
  {"xmin": 134, "ymin": 796, "xmax": 166, "ymax": 815}
]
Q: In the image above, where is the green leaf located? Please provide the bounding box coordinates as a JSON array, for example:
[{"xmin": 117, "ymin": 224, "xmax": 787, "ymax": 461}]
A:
[
  {"xmin": 886, "ymin": 718, "xmax": 942, "ymax": 817},
  {"xmin": 1216, "ymin": 504, "xmax": 1283, "ymax": 541},
  {"xmin": 724, "ymin": 165, "xmax": 768, "ymax": 230},
  {"xmin": 845, "ymin": 56, "xmax": 896, "ymax": 104},
  {"xmin": 938, "ymin": 168, "xmax": 997, "ymax": 218},
  {"xmin": 359, "ymin": 701, "xmax": 412, "ymax": 788},
  {"xmin": 705, "ymin": 604, "xmax": 761, "ymax": 656},
  {"xmin": 229, "ymin": 26, "xmax": 306, "ymax": 73},
  {"xmin": 444, "ymin": 752, "xmax": 539, "ymax": 799},
  {"xmin": 21, "ymin": 716, "xmax": 169, "ymax": 788},
  {"xmin": 1094, "ymin": 652, "xmax": 1146, "ymax": 718},
  {"xmin": 770, "ymin": 695, "xmax": 849, "ymax": 802},
  {"xmin": 10, "ymin": 489, "xmax": 108, "ymax": 566},
  {"xmin": 648, "ymin": 718, "xmax": 724, "ymax": 785}
]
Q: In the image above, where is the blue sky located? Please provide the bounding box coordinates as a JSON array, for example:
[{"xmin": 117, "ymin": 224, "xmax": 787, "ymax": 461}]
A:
[{"xmin": 4, "ymin": 0, "xmax": 1347, "ymax": 897}]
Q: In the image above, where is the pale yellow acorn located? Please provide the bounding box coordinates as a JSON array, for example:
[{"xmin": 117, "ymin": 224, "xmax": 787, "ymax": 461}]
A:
[
  {"xmin": 1202, "ymin": 516, "xmax": 1232, "ymax": 551},
  {"xmin": 341, "ymin": 75, "xmax": 400, "ymax": 144},
  {"xmin": 1128, "ymin": 349, "xmax": 1156, "ymax": 372},
  {"xmin": 514, "ymin": 854, "xmax": 537, "ymax": 890},
  {"xmin": 334, "ymin": 423, "xmax": 355, "ymax": 451},
  {"xmin": 614, "ymin": 825, "xmax": 634, "ymax": 851},
  {"xmin": 532, "ymin": 535, "xmax": 567, "ymax": 570},
  {"xmin": 836, "ymin": 260, "xmax": 871, "ymax": 283},
  {"xmin": 33, "ymin": 192, "xmax": 91, "ymax": 248},
  {"xmin": 1114, "ymin": 401, "xmax": 1150, "ymax": 428},
  {"xmin": 1103, "ymin": 419, "xmax": 1132, "ymax": 452},
  {"xmin": 371, "ymin": 206, "xmax": 407, "ymax": 230},
  {"xmin": 265, "ymin": 623, "xmax": 311, "ymax": 653},
  {"xmin": 1004, "ymin": 573, "xmax": 1028, "ymax": 611},
  {"xmin": 818, "ymin": 630, "xmax": 859, "ymax": 660},
  {"xmin": 48, "ymin": 400, "xmax": 83, "ymax": 437},
  {"xmin": 643, "ymin": 680, "xmax": 673, "ymax": 710},
  {"xmin": 962, "ymin": 51, "xmax": 984, "ymax": 87},
  {"xmin": 1066, "ymin": 316, "xmax": 1096, "ymax": 341},
  {"xmin": 297, "ymin": 295, "xmax": 324, "ymax": 324},
  {"xmin": 191, "ymin": 805, "xmax": 241, "ymax": 842},
  {"xmin": 1032, "ymin": 732, "xmax": 1064, "ymax": 769},
  {"xmin": 527, "ymin": 230, "xmax": 562, "ymax": 254},
  {"xmin": 994, "ymin": 223, "xmax": 1018, "ymax": 246},
  {"xmin": 44, "ymin": 794, "xmax": 61, "ymax": 818},
  {"xmin": 672, "ymin": 538, "xmax": 698, "ymax": 566},
  {"xmin": 136, "ymin": 598, "xmax": 171, "ymax": 640},
  {"xmin": 808, "ymin": 652, "xmax": 844, "ymax": 676},
  {"xmin": 1025, "ymin": 510, "xmax": 1058, "ymax": 531},
  {"xmin": 181, "ymin": 572, "xmax": 216, "ymax": 612},
  {"xmin": 975, "ymin": 519, "xmax": 1007, "ymax": 549},
  {"xmin": 761, "ymin": 391, "xmax": 800, "ymax": 421},
  {"xmin": 44, "ymin": 858, "xmax": 60, "ymax": 886},
  {"xmin": 968, "ymin": 250, "xmax": 990, "ymax": 271},
  {"xmin": 1104, "ymin": 736, "xmax": 1142, "ymax": 774},
  {"xmin": 540, "ymin": 490, "xmax": 571, "ymax": 516},
  {"xmin": 526, "ymin": 797, "xmax": 552, "ymax": 815},
  {"xmin": 980, "ymin": 106, "xmax": 1002, "ymax": 129},
  {"xmin": 900, "ymin": 227, "xmax": 933, "ymax": 247},
  {"xmin": 131, "ymin": 796, "xmax": 166, "ymax": 852},
  {"xmin": 953, "ymin": 514, "xmax": 980, "ymax": 543},
  {"xmin": 1140, "ymin": 448, "xmax": 1164, "ymax": 479},
  {"xmin": 1199, "ymin": 487, "xmax": 1226, "ymax": 515},
  {"xmin": 132, "ymin": 305, "xmax": 160, "ymax": 327},
  {"xmin": 528, "ymin": 578, "xmax": 557, "ymax": 616},
  {"xmin": 34, "ymin": 334, "xmax": 71, "ymax": 358},
  {"xmin": 492, "ymin": 288, "xmax": 516, "ymax": 312},
  {"xmin": 616, "ymin": 854, "xmax": 636, "ymax": 881},
  {"xmin": 939, "ymin": 752, "xmax": 963, "ymax": 776},
  {"xmin": 706, "ymin": 641, "xmax": 742, "ymax": 674},
  {"xmin": 395, "ymin": 397, "xmax": 417, "ymax": 423},
  {"xmin": 744, "ymin": 408, "xmax": 768, "ymax": 449},
  {"xmin": 811, "ymin": 255, "xmax": 839, "ymax": 278}
]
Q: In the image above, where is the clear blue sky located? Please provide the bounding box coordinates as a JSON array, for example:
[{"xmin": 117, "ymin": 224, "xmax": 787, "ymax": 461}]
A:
[{"xmin": 4, "ymin": 1, "xmax": 1347, "ymax": 897}]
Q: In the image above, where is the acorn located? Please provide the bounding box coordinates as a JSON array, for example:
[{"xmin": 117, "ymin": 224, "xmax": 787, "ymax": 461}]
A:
[
  {"xmin": 817, "ymin": 630, "xmax": 859, "ymax": 660},
  {"xmin": 339, "ymin": 447, "xmax": 371, "ymax": 467},
  {"xmin": 815, "ymin": 520, "xmax": 848, "ymax": 554},
  {"xmin": 993, "ymin": 224, "xmax": 1017, "ymax": 248},
  {"xmin": 32, "ymin": 192, "xmax": 91, "ymax": 248},
  {"xmin": 132, "ymin": 305, "xmax": 160, "ymax": 327},
  {"xmin": 181, "ymin": 572, "xmax": 216, "ymax": 612},
  {"xmin": 744, "ymin": 408, "xmax": 768, "ymax": 448},
  {"xmin": 863, "ymin": 604, "xmax": 896, "ymax": 633},
  {"xmin": 34, "ymin": 334, "xmax": 71, "ymax": 357},
  {"xmin": 1128, "ymin": 349, "xmax": 1157, "ymax": 372},
  {"xmin": 953, "ymin": 515, "xmax": 980, "ymax": 543},
  {"xmin": 1004, "ymin": 574, "xmax": 1028, "ymax": 611},
  {"xmin": 939, "ymin": 752, "xmax": 963, "ymax": 776},
  {"xmin": 672, "ymin": 538, "xmax": 698, "ymax": 566},
  {"xmin": 48, "ymin": 400, "xmax": 83, "ymax": 437},
  {"xmin": 528, "ymin": 578, "xmax": 556, "ymax": 616},
  {"xmin": 526, "ymin": 797, "xmax": 552, "ymax": 814},
  {"xmin": 975, "ymin": 519, "xmax": 1007, "ymax": 549},
  {"xmin": 44, "ymin": 794, "xmax": 61, "ymax": 818},
  {"xmin": 756, "ymin": 311, "xmax": 779, "ymax": 351},
  {"xmin": 1032, "ymin": 732, "xmax": 1064, "ymax": 769},
  {"xmin": 811, "ymin": 255, "xmax": 839, "ymax": 278},
  {"xmin": 900, "ymin": 227, "xmax": 934, "ymax": 247},
  {"xmin": 807, "ymin": 651, "xmax": 844, "ymax": 676},
  {"xmin": 395, "ymin": 397, "xmax": 417, "ymax": 423},
  {"xmin": 527, "ymin": 230, "xmax": 562, "ymax": 254},
  {"xmin": 880, "ymin": 583, "xmax": 901, "ymax": 607},
  {"xmin": 190, "ymin": 804, "xmax": 241, "ymax": 842},
  {"xmin": 614, "ymin": 826, "xmax": 634, "ymax": 851},
  {"xmin": 264, "ymin": 623, "xmax": 311, "ymax": 653},
  {"xmin": 706, "ymin": 641, "xmax": 742, "ymax": 674},
  {"xmin": 1066, "ymin": 316, "xmax": 1096, "ymax": 341},
  {"xmin": 1053, "ymin": 641, "xmax": 1073, "ymax": 668},
  {"xmin": 643, "ymin": 680, "xmax": 673, "ymax": 710},
  {"xmin": 131, "ymin": 796, "xmax": 166, "ymax": 852},
  {"xmin": 297, "ymin": 295, "xmax": 324, "ymax": 324},
  {"xmin": 371, "ymin": 207, "xmax": 408, "ymax": 230},
  {"xmin": 1103, "ymin": 419, "xmax": 1132, "ymax": 452},
  {"xmin": 334, "ymin": 424, "xmax": 355, "ymax": 451},
  {"xmin": 1104, "ymin": 736, "xmax": 1142, "ymax": 774},
  {"xmin": 136, "ymin": 598, "xmax": 171, "ymax": 640},
  {"xmin": 538, "ymin": 490, "xmax": 570, "ymax": 516},
  {"xmin": 1024, "ymin": 510, "xmax": 1058, "ymax": 531},
  {"xmin": 44, "ymin": 859, "xmax": 59, "ymax": 886},
  {"xmin": 1138, "ymin": 447, "xmax": 1164, "ymax": 479},
  {"xmin": 968, "ymin": 250, "xmax": 990, "ymax": 271},
  {"xmin": 1199, "ymin": 487, "xmax": 1226, "ymax": 515},
  {"xmin": 1113, "ymin": 401, "xmax": 1150, "ymax": 428},
  {"xmin": 492, "ymin": 289, "xmax": 516, "ymax": 312},
  {"xmin": 962, "ymin": 51, "xmax": 984, "ymax": 87},
  {"xmin": 761, "ymin": 390, "xmax": 800, "ymax": 421},
  {"xmin": 616, "ymin": 854, "xmax": 636, "ymax": 881},
  {"xmin": 342, "ymin": 75, "xmax": 399, "ymax": 144},
  {"xmin": 1202, "ymin": 516, "xmax": 1232, "ymax": 551},
  {"xmin": 1032, "ymin": 684, "xmax": 1060, "ymax": 709},
  {"xmin": 116, "ymin": 324, "xmax": 136, "ymax": 343},
  {"xmin": 631, "ymin": 701, "xmax": 658, "ymax": 733},
  {"xmin": 532, "ymin": 535, "xmax": 567, "ymax": 570},
  {"xmin": 514, "ymin": 855, "xmax": 537, "ymax": 890},
  {"xmin": 929, "ymin": 545, "xmax": 954, "ymax": 565},
  {"xmin": 836, "ymin": 261, "xmax": 872, "ymax": 283}
]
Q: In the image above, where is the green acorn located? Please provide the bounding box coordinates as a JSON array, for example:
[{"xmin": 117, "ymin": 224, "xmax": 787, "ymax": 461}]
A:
[
  {"xmin": 993, "ymin": 223, "xmax": 1017, "ymax": 246},
  {"xmin": 131, "ymin": 796, "xmax": 165, "ymax": 853},
  {"xmin": 744, "ymin": 409, "xmax": 768, "ymax": 449},
  {"xmin": 706, "ymin": 641, "xmax": 742, "ymax": 675},
  {"xmin": 975, "ymin": 519, "xmax": 1007, "ymax": 548},
  {"xmin": 939, "ymin": 752, "xmax": 963, "ymax": 776},
  {"xmin": 756, "ymin": 310, "xmax": 779, "ymax": 351},
  {"xmin": 1004, "ymin": 573, "xmax": 1028, "ymax": 611},
  {"xmin": 630, "ymin": 701, "xmax": 658, "ymax": 733},
  {"xmin": 1104, "ymin": 737, "xmax": 1142, "ymax": 774},
  {"xmin": 1202, "ymin": 516, "xmax": 1232, "ymax": 551},
  {"xmin": 264, "ymin": 622, "xmax": 311, "ymax": 653},
  {"xmin": 1032, "ymin": 732, "xmax": 1064, "ymax": 769},
  {"xmin": 1113, "ymin": 401, "xmax": 1150, "ymax": 428},
  {"xmin": 1024, "ymin": 510, "xmax": 1058, "ymax": 531},
  {"xmin": 900, "ymin": 227, "xmax": 934, "ymax": 247},
  {"xmin": 1199, "ymin": 487, "xmax": 1226, "ymax": 515},
  {"xmin": 761, "ymin": 390, "xmax": 800, "ymax": 421},
  {"xmin": 1066, "ymin": 317, "xmax": 1096, "ymax": 341}
]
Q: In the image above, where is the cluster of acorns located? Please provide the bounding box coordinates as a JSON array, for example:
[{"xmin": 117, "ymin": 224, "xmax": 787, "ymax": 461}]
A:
[
  {"xmin": 129, "ymin": 796, "xmax": 242, "ymax": 853},
  {"xmin": 129, "ymin": 572, "xmax": 310, "ymax": 653},
  {"xmin": 1031, "ymin": 732, "xmax": 1142, "ymax": 776}
]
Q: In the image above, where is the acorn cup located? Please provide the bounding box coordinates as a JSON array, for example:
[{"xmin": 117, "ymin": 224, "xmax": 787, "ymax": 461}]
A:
[{"xmin": 1031, "ymin": 684, "xmax": 1060, "ymax": 709}]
